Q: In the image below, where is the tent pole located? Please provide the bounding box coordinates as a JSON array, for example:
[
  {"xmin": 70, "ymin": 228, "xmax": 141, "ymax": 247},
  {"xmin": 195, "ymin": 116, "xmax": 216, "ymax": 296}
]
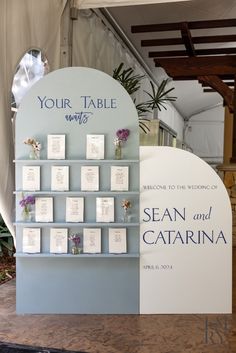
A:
[{"xmin": 60, "ymin": 0, "xmax": 76, "ymax": 67}]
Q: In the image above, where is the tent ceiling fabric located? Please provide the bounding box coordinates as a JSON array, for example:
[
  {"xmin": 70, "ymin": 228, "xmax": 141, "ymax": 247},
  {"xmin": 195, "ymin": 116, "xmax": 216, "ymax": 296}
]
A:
[{"xmin": 76, "ymin": 0, "xmax": 191, "ymax": 9}]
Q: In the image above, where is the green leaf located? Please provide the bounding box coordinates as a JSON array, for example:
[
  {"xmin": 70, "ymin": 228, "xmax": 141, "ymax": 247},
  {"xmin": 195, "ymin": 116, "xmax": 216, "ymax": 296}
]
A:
[
  {"xmin": 113, "ymin": 63, "xmax": 145, "ymax": 96},
  {"xmin": 0, "ymin": 239, "xmax": 13, "ymax": 252}
]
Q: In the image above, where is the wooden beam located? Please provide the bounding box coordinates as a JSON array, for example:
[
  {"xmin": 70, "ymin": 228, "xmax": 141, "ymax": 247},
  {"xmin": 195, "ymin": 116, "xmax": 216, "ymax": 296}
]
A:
[
  {"xmin": 203, "ymin": 89, "xmax": 217, "ymax": 93},
  {"xmin": 171, "ymin": 76, "xmax": 199, "ymax": 80},
  {"xmin": 194, "ymin": 35, "xmax": 236, "ymax": 44},
  {"xmin": 203, "ymin": 88, "xmax": 233, "ymax": 93},
  {"xmin": 231, "ymin": 76, "xmax": 236, "ymax": 162},
  {"xmin": 196, "ymin": 48, "xmax": 236, "ymax": 56},
  {"xmin": 132, "ymin": 22, "xmax": 183, "ymax": 33},
  {"xmin": 188, "ymin": 18, "xmax": 236, "ymax": 29},
  {"xmin": 131, "ymin": 18, "xmax": 236, "ymax": 33},
  {"xmin": 224, "ymin": 106, "xmax": 233, "ymax": 164},
  {"xmin": 142, "ymin": 34, "xmax": 236, "ymax": 47},
  {"xmin": 149, "ymin": 47, "xmax": 236, "ymax": 58},
  {"xmin": 173, "ymin": 74, "xmax": 235, "ymax": 81},
  {"xmin": 149, "ymin": 50, "xmax": 187, "ymax": 58},
  {"xmin": 154, "ymin": 56, "xmax": 236, "ymax": 76},
  {"xmin": 142, "ymin": 38, "xmax": 182, "ymax": 46},
  {"xmin": 201, "ymin": 81, "xmax": 234, "ymax": 87},
  {"xmin": 198, "ymin": 75, "xmax": 234, "ymax": 112},
  {"xmin": 180, "ymin": 22, "xmax": 195, "ymax": 57}
]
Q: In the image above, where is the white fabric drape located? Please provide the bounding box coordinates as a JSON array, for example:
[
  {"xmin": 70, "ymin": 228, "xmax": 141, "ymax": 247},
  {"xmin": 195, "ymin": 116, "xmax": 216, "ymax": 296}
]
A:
[
  {"xmin": 72, "ymin": 10, "xmax": 184, "ymax": 134},
  {"xmin": 185, "ymin": 105, "xmax": 224, "ymax": 163},
  {"xmin": 72, "ymin": 11, "xmax": 154, "ymax": 113},
  {"xmin": 72, "ymin": 12, "xmax": 132, "ymax": 74},
  {"xmin": 76, "ymin": 0, "xmax": 191, "ymax": 9},
  {"xmin": 0, "ymin": 0, "xmax": 67, "ymax": 236}
]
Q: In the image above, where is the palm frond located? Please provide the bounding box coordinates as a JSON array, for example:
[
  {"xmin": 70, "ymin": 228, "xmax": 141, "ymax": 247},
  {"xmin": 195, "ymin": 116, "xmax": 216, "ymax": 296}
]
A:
[
  {"xmin": 113, "ymin": 63, "xmax": 145, "ymax": 96},
  {"xmin": 113, "ymin": 63, "xmax": 177, "ymax": 134}
]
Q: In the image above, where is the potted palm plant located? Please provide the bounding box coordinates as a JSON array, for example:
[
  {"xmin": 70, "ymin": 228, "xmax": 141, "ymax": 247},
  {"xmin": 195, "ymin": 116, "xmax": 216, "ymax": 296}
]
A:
[{"xmin": 113, "ymin": 63, "xmax": 177, "ymax": 133}]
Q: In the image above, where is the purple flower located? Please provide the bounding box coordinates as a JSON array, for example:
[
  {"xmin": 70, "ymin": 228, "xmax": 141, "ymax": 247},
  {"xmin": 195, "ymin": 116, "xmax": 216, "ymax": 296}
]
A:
[
  {"xmin": 116, "ymin": 129, "xmax": 130, "ymax": 142},
  {"xmin": 69, "ymin": 234, "xmax": 81, "ymax": 247},
  {"xmin": 19, "ymin": 195, "xmax": 35, "ymax": 207}
]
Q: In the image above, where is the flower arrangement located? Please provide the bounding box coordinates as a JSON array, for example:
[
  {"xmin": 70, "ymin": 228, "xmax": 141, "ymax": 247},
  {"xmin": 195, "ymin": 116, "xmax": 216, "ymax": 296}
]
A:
[
  {"xmin": 69, "ymin": 233, "xmax": 81, "ymax": 246},
  {"xmin": 114, "ymin": 129, "xmax": 130, "ymax": 159},
  {"xmin": 19, "ymin": 194, "xmax": 35, "ymax": 221},
  {"xmin": 24, "ymin": 137, "xmax": 41, "ymax": 159},
  {"xmin": 121, "ymin": 199, "xmax": 132, "ymax": 222},
  {"xmin": 116, "ymin": 129, "xmax": 130, "ymax": 142},
  {"xmin": 69, "ymin": 233, "xmax": 82, "ymax": 254},
  {"xmin": 122, "ymin": 199, "xmax": 132, "ymax": 210}
]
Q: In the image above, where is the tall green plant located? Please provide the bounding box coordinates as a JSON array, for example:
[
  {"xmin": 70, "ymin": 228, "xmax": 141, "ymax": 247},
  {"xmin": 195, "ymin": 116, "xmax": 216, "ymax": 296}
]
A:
[
  {"xmin": 144, "ymin": 80, "xmax": 177, "ymax": 111},
  {"xmin": 113, "ymin": 63, "xmax": 177, "ymax": 133}
]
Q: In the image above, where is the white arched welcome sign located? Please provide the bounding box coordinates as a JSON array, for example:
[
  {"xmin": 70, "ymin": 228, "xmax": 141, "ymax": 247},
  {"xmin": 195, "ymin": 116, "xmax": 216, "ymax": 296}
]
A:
[{"xmin": 140, "ymin": 146, "xmax": 232, "ymax": 314}]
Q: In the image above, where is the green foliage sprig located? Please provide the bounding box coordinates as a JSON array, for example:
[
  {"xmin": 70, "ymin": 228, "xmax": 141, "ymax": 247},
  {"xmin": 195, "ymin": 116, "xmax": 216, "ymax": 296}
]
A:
[
  {"xmin": 113, "ymin": 63, "xmax": 177, "ymax": 133},
  {"xmin": 144, "ymin": 80, "xmax": 177, "ymax": 111},
  {"xmin": 0, "ymin": 215, "xmax": 13, "ymax": 256},
  {"xmin": 113, "ymin": 63, "xmax": 145, "ymax": 95}
]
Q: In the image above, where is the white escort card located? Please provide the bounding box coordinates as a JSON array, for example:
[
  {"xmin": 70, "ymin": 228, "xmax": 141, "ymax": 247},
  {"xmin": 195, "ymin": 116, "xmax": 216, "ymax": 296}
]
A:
[
  {"xmin": 83, "ymin": 228, "xmax": 101, "ymax": 253},
  {"xmin": 81, "ymin": 166, "xmax": 99, "ymax": 191},
  {"xmin": 86, "ymin": 134, "xmax": 104, "ymax": 159},
  {"xmin": 96, "ymin": 197, "xmax": 114, "ymax": 223},
  {"xmin": 22, "ymin": 166, "xmax": 40, "ymax": 191},
  {"xmin": 50, "ymin": 228, "xmax": 68, "ymax": 253},
  {"xmin": 51, "ymin": 166, "xmax": 69, "ymax": 191},
  {"xmin": 35, "ymin": 197, "xmax": 53, "ymax": 222},
  {"xmin": 109, "ymin": 228, "xmax": 127, "ymax": 254},
  {"xmin": 66, "ymin": 197, "xmax": 84, "ymax": 222},
  {"xmin": 47, "ymin": 134, "xmax": 65, "ymax": 159},
  {"xmin": 110, "ymin": 166, "xmax": 129, "ymax": 191},
  {"xmin": 22, "ymin": 228, "xmax": 41, "ymax": 253}
]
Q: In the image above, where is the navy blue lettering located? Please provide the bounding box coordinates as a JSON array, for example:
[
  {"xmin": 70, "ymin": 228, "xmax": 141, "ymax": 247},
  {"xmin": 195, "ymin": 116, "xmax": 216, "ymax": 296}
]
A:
[
  {"xmin": 143, "ymin": 230, "xmax": 154, "ymax": 244},
  {"xmin": 37, "ymin": 96, "xmax": 72, "ymax": 109},
  {"xmin": 216, "ymin": 231, "xmax": 227, "ymax": 244},
  {"xmin": 143, "ymin": 208, "xmax": 151, "ymax": 222}
]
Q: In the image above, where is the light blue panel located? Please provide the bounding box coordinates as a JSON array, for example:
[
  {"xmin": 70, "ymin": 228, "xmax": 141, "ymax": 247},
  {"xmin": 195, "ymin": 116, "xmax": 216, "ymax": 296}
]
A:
[
  {"xmin": 16, "ymin": 257, "xmax": 139, "ymax": 314},
  {"xmin": 15, "ymin": 67, "xmax": 139, "ymax": 160},
  {"xmin": 15, "ymin": 67, "xmax": 139, "ymax": 314}
]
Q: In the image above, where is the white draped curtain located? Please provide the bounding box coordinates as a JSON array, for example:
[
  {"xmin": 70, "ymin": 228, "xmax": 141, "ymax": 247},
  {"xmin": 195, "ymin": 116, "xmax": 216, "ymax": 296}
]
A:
[
  {"xmin": 0, "ymin": 0, "xmax": 67, "ymax": 237},
  {"xmin": 72, "ymin": 10, "xmax": 184, "ymax": 136},
  {"xmin": 72, "ymin": 10, "xmax": 153, "ymax": 113}
]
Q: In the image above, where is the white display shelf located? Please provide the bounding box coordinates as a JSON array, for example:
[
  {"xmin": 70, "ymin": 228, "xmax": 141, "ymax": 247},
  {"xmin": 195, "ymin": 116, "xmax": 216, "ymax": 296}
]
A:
[
  {"xmin": 14, "ymin": 222, "xmax": 139, "ymax": 227},
  {"xmin": 14, "ymin": 191, "xmax": 139, "ymax": 195},
  {"xmin": 15, "ymin": 252, "xmax": 139, "ymax": 258},
  {"xmin": 14, "ymin": 159, "xmax": 139, "ymax": 164}
]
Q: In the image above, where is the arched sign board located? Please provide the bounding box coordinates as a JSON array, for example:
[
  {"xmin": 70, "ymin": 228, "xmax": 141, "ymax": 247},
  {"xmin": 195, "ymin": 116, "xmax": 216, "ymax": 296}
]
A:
[
  {"xmin": 140, "ymin": 146, "xmax": 232, "ymax": 314},
  {"xmin": 15, "ymin": 67, "xmax": 139, "ymax": 314}
]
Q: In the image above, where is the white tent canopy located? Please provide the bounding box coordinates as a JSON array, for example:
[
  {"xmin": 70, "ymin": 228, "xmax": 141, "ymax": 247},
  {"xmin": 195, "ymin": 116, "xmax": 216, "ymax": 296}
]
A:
[{"xmin": 76, "ymin": 0, "xmax": 190, "ymax": 9}]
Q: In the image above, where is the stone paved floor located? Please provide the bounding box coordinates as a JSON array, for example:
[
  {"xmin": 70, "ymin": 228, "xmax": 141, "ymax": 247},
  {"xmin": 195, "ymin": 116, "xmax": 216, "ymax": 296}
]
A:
[{"xmin": 0, "ymin": 249, "xmax": 236, "ymax": 353}]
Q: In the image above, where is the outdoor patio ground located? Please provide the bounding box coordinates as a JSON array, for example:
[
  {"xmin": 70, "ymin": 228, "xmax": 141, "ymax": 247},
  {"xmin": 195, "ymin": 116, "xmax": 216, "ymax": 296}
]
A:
[{"xmin": 0, "ymin": 249, "xmax": 236, "ymax": 353}]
